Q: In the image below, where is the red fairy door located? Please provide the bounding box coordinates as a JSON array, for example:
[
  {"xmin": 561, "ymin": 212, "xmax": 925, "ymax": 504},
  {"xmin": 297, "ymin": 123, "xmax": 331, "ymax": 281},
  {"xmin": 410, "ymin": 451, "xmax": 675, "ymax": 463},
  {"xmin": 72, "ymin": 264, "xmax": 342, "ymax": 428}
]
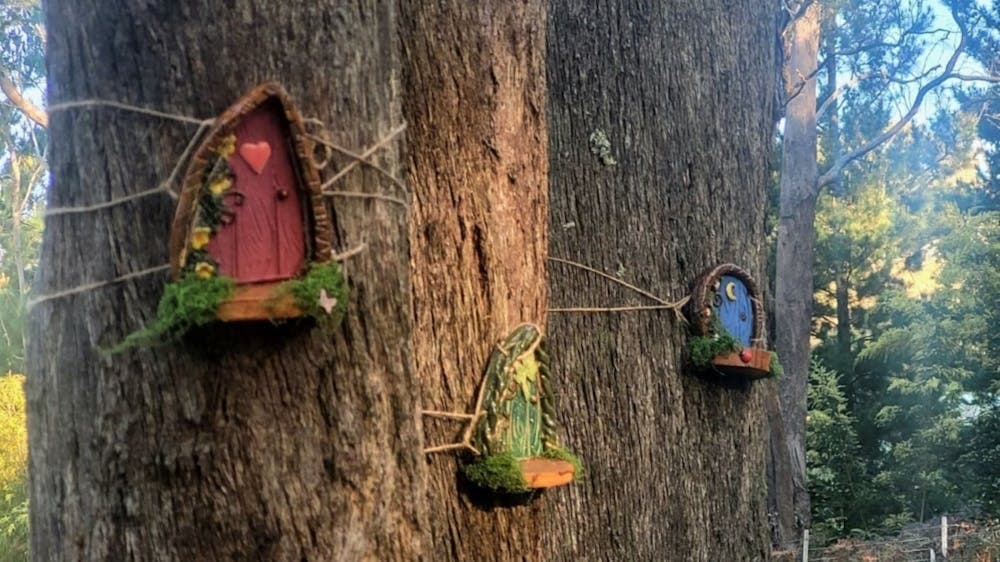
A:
[{"xmin": 207, "ymin": 100, "xmax": 306, "ymax": 283}]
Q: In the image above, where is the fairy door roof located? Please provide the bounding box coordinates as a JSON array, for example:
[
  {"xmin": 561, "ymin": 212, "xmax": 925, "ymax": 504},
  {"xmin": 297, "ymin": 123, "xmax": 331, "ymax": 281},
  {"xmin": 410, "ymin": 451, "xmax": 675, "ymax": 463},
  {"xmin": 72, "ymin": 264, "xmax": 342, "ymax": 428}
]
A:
[{"xmin": 169, "ymin": 82, "xmax": 332, "ymax": 283}]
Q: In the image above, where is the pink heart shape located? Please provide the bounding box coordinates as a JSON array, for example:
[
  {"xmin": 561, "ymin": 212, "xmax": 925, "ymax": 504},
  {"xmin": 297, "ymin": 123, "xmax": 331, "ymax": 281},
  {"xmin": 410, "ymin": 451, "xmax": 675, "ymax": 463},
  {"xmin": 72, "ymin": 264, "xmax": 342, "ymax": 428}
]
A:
[{"xmin": 239, "ymin": 141, "xmax": 271, "ymax": 174}]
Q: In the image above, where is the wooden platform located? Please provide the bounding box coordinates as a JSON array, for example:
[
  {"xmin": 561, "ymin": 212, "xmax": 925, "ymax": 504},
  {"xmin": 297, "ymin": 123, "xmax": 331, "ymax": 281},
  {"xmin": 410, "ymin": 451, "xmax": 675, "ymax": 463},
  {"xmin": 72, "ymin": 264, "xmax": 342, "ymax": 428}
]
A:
[
  {"xmin": 215, "ymin": 282, "xmax": 302, "ymax": 321},
  {"xmin": 712, "ymin": 349, "xmax": 771, "ymax": 379},
  {"xmin": 520, "ymin": 458, "xmax": 575, "ymax": 489}
]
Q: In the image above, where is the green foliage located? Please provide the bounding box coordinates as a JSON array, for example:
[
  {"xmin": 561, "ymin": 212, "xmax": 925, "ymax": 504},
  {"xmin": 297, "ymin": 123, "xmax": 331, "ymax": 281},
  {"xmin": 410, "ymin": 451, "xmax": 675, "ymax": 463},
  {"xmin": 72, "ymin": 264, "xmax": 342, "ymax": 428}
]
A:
[
  {"xmin": 0, "ymin": 374, "xmax": 27, "ymax": 561},
  {"xmin": 276, "ymin": 262, "xmax": 348, "ymax": 321},
  {"xmin": 111, "ymin": 274, "xmax": 236, "ymax": 352},
  {"xmin": 769, "ymin": 351, "xmax": 783, "ymax": 379},
  {"xmin": 0, "ymin": 376, "xmax": 26, "ymax": 488},
  {"xmin": 959, "ymin": 405, "xmax": 1000, "ymax": 517},
  {"xmin": 0, "ymin": 477, "xmax": 28, "ymax": 562},
  {"xmin": 688, "ymin": 333, "xmax": 740, "ymax": 368},
  {"xmin": 805, "ymin": 60, "xmax": 1000, "ymax": 532},
  {"xmin": 463, "ymin": 453, "xmax": 529, "ymax": 494},
  {"xmin": 806, "ymin": 360, "xmax": 868, "ymax": 538}
]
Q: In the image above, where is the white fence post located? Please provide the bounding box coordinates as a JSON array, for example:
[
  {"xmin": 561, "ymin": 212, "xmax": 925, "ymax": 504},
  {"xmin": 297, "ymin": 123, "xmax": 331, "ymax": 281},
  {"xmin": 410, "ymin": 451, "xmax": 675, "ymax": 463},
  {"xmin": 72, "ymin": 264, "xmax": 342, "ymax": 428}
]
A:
[
  {"xmin": 802, "ymin": 529, "xmax": 809, "ymax": 562},
  {"xmin": 931, "ymin": 547, "xmax": 936, "ymax": 562},
  {"xmin": 941, "ymin": 516, "xmax": 948, "ymax": 558}
]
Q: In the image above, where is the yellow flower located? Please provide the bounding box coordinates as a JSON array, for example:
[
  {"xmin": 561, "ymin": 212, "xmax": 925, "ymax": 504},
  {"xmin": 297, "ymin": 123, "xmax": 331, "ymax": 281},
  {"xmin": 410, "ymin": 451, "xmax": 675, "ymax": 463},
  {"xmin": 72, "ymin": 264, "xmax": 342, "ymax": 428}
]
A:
[
  {"xmin": 208, "ymin": 176, "xmax": 232, "ymax": 195},
  {"xmin": 194, "ymin": 262, "xmax": 215, "ymax": 279},
  {"xmin": 216, "ymin": 135, "xmax": 236, "ymax": 157},
  {"xmin": 190, "ymin": 227, "xmax": 212, "ymax": 250}
]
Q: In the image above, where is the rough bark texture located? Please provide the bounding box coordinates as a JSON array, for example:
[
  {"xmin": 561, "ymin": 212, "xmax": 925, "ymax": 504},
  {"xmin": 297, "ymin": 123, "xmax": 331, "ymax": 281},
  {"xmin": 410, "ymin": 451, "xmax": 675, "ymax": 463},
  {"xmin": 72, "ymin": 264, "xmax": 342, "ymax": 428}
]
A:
[
  {"xmin": 766, "ymin": 389, "xmax": 797, "ymax": 547},
  {"xmin": 775, "ymin": 1, "xmax": 821, "ymax": 534},
  {"xmin": 29, "ymin": 2, "xmax": 426, "ymax": 560},
  {"xmin": 545, "ymin": 1, "xmax": 778, "ymax": 560},
  {"xmin": 401, "ymin": 2, "xmax": 550, "ymax": 560}
]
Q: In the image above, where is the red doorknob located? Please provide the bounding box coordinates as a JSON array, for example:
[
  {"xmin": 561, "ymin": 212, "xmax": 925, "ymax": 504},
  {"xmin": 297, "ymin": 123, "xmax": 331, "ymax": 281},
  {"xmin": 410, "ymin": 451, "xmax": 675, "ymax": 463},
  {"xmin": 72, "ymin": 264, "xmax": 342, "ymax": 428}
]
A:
[{"xmin": 276, "ymin": 188, "xmax": 289, "ymax": 200}]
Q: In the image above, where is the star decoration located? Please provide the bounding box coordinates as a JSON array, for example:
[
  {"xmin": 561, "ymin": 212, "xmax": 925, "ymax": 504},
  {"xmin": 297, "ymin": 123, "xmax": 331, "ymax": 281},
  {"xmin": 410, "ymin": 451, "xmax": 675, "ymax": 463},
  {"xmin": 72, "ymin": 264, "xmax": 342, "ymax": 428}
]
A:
[{"xmin": 318, "ymin": 289, "xmax": 338, "ymax": 315}]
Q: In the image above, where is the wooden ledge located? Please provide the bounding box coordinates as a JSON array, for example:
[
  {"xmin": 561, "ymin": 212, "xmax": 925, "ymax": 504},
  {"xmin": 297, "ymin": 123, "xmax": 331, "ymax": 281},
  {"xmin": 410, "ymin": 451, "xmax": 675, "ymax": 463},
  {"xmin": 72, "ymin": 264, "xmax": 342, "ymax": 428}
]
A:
[
  {"xmin": 712, "ymin": 349, "xmax": 771, "ymax": 379},
  {"xmin": 520, "ymin": 458, "xmax": 575, "ymax": 489},
  {"xmin": 215, "ymin": 282, "xmax": 302, "ymax": 322}
]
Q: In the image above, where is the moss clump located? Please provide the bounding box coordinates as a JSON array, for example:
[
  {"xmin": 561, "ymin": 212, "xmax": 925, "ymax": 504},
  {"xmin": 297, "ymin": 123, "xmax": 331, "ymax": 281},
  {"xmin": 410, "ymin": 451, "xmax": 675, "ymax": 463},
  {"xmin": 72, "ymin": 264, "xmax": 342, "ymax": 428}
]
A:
[
  {"xmin": 769, "ymin": 351, "xmax": 784, "ymax": 378},
  {"xmin": 110, "ymin": 274, "xmax": 236, "ymax": 353},
  {"xmin": 543, "ymin": 446, "xmax": 584, "ymax": 481},
  {"xmin": 463, "ymin": 452, "xmax": 530, "ymax": 493},
  {"xmin": 688, "ymin": 333, "xmax": 741, "ymax": 367},
  {"xmin": 275, "ymin": 262, "xmax": 348, "ymax": 320}
]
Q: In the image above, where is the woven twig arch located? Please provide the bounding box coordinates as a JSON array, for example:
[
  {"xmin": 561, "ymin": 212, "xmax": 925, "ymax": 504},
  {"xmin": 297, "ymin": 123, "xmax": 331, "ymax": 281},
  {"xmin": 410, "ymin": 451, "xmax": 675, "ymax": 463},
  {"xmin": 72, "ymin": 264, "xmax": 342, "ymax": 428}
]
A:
[
  {"xmin": 685, "ymin": 263, "xmax": 766, "ymax": 346},
  {"xmin": 168, "ymin": 82, "xmax": 333, "ymax": 278}
]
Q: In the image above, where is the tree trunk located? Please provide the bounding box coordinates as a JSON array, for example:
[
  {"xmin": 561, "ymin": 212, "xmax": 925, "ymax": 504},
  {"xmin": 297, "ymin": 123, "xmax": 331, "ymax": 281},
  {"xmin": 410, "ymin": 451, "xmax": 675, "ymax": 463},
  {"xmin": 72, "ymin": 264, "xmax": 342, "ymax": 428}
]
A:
[
  {"xmin": 544, "ymin": 1, "xmax": 779, "ymax": 560},
  {"xmin": 401, "ymin": 1, "xmax": 550, "ymax": 560},
  {"xmin": 29, "ymin": 2, "xmax": 427, "ymax": 560},
  {"xmin": 766, "ymin": 390, "xmax": 797, "ymax": 547},
  {"xmin": 7, "ymin": 142, "xmax": 29, "ymax": 365},
  {"xmin": 775, "ymin": 1, "xmax": 821, "ymax": 534}
]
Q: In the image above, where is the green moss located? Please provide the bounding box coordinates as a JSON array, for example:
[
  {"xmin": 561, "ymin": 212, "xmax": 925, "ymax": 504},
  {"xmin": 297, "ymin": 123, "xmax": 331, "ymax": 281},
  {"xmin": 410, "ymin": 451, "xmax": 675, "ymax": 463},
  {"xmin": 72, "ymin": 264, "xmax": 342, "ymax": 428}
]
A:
[
  {"xmin": 273, "ymin": 262, "xmax": 348, "ymax": 321},
  {"xmin": 688, "ymin": 333, "xmax": 741, "ymax": 367},
  {"xmin": 543, "ymin": 446, "xmax": 584, "ymax": 481},
  {"xmin": 463, "ymin": 452, "xmax": 530, "ymax": 493},
  {"xmin": 109, "ymin": 274, "xmax": 236, "ymax": 353},
  {"xmin": 769, "ymin": 351, "xmax": 784, "ymax": 378}
]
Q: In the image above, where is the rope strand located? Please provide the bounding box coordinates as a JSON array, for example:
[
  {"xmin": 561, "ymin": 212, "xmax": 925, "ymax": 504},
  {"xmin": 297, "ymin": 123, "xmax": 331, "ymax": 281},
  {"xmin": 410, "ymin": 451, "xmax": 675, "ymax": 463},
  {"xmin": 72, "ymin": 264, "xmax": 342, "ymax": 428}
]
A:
[
  {"xmin": 547, "ymin": 256, "xmax": 690, "ymax": 322},
  {"xmin": 26, "ymin": 264, "xmax": 170, "ymax": 310},
  {"xmin": 47, "ymin": 99, "xmax": 212, "ymax": 126}
]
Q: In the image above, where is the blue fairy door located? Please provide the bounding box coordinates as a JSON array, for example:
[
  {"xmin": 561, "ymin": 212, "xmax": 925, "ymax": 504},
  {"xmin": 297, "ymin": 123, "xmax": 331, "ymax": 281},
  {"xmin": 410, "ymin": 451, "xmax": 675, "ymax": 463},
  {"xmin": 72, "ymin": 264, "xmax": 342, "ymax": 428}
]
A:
[{"xmin": 716, "ymin": 275, "xmax": 753, "ymax": 346}]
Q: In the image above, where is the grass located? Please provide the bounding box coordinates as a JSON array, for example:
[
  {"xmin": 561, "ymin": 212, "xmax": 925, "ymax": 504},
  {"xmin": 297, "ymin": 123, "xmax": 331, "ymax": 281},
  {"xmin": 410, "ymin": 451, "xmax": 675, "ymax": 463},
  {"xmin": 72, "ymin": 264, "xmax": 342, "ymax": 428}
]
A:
[
  {"xmin": 109, "ymin": 274, "xmax": 236, "ymax": 353},
  {"xmin": 274, "ymin": 262, "xmax": 348, "ymax": 321},
  {"xmin": 688, "ymin": 332, "xmax": 741, "ymax": 368},
  {"xmin": 463, "ymin": 452, "xmax": 530, "ymax": 493}
]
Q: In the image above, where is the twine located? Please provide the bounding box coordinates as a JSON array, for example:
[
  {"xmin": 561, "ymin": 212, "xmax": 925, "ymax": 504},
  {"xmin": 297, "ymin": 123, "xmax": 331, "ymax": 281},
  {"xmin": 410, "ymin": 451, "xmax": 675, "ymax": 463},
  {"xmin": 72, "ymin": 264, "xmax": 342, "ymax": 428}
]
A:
[
  {"xmin": 44, "ymin": 120, "xmax": 214, "ymax": 216},
  {"xmin": 30, "ymin": 95, "xmax": 402, "ymax": 308},
  {"xmin": 421, "ymin": 354, "xmax": 493, "ymax": 456},
  {"xmin": 26, "ymin": 264, "xmax": 171, "ymax": 310},
  {"xmin": 47, "ymin": 99, "xmax": 210, "ymax": 125},
  {"xmin": 27, "ymin": 244, "xmax": 367, "ymax": 311},
  {"xmin": 547, "ymin": 256, "xmax": 689, "ymax": 323},
  {"xmin": 305, "ymin": 122, "xmax": 410, "ymax": 207},
  {"xmin": 41, "ymin": 101, "xmax": 407, "ymax": 217},
  {"xmin": 43, "ymin": 106, "xmax": 215, "ymax": 216}
]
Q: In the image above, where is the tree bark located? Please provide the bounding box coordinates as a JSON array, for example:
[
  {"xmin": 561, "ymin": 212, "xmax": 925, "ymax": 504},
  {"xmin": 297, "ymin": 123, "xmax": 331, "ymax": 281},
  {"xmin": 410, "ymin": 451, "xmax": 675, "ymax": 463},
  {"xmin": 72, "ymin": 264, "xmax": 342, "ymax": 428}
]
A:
[
  {"xmin": 29, "ymin": 2, "xmax": 426, "ymax": 560},
  {"xmin": 544, "ymin": 1, "xmax": 779, "ymax": 560},
  {"xmin": 401, "ymin": 1, "xmax": 550, "ymax": 560},
  {"xmin": 775, "ymin": 0, "xmax": 821, "ymax": 535}
]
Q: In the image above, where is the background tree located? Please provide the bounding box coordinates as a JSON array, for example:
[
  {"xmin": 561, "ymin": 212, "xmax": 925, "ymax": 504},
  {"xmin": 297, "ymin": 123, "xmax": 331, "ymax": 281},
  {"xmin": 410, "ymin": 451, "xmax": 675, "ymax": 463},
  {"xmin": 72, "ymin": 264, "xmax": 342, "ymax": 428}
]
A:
[
  {"xmin": 0, "ymin": 0, "xmax": 45, "ymax": 374},
  {"xmin": 805, "ymin": 65, "xmax": 1000, "ymax": 538},
  {"xmin": 806, "ymin": 359, "xmax": 868, "ymax": 540},
  {"xmin": 772, "ymin": 0, "xmax": 997, "ymax": 542}
]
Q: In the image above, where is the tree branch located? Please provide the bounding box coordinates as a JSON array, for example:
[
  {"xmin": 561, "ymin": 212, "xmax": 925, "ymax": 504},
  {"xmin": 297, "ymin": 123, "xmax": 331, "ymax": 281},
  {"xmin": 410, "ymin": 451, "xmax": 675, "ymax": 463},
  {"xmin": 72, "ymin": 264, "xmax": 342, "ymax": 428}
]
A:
[
  {"xmin": 817, "ymin": 73, "xmax": 870, "ymax": 119},
  {"xmin": 0, "ymin": 69, "xmax": 48, "ymax": 127},
  {"xmin": 816, "ymin": 10, "xmax": 985, "ymax": 189}
]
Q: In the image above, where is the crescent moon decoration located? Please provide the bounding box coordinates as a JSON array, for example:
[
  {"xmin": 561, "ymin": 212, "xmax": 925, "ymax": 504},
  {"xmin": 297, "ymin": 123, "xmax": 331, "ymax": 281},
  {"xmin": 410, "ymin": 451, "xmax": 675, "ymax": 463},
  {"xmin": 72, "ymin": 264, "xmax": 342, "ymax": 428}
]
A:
[
  {"xmin": 725, "ymin": 281, "xmax": 737, "ymax": 301},
  {"xmin": 684, "ymin": 264, "xmax": 782, "ymax": 380}
]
